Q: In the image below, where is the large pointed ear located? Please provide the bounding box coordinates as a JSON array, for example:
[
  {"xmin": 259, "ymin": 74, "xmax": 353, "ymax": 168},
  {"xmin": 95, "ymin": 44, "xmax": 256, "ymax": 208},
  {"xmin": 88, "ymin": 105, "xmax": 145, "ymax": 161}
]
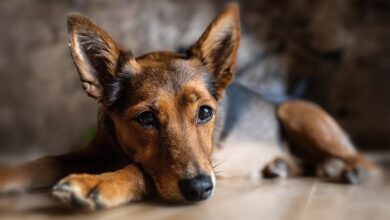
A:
[
  {"xmin": 67, "ymin": 13, "xmax": 127, "ymax": 103},
  {"xmin": 189, "ymin": 3, "xmax": 240, "ymax": 100}
]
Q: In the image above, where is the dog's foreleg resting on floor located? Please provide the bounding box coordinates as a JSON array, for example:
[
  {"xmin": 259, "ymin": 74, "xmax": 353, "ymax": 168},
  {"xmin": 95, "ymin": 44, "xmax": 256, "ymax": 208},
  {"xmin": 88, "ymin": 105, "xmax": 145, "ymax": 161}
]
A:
[{"xmin": 53, "ymin": 163, "xmax": 151, "ymax": 210}]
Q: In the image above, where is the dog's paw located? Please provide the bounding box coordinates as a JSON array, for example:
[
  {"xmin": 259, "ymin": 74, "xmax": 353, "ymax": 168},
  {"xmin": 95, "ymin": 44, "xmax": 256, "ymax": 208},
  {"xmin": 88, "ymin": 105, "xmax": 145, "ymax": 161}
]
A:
[
  {"xmin": 318, "ymin": 158, "xmax": 370, "ymax": 184},
  {"xmin": 53, "ymin": 174, "xmax": 133, "ymax": 210},
  {"xmin": 262, "ymin": 158, "xmax": 290, "ymax": 179},
  {"xmin": 340, "ymin": 165, "xmax": 369, "ymax": 184}
]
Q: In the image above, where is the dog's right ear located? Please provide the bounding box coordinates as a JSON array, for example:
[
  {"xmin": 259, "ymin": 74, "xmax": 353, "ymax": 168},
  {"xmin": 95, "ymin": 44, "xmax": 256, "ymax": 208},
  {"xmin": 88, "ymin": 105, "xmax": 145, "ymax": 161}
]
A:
[
  {"xmin": 67, "ymin": 13, "xmax": 124, "ymax": 102},
  {"xmin": 189, "ymin": 3, "xmax": 240, "ymax": 100}
]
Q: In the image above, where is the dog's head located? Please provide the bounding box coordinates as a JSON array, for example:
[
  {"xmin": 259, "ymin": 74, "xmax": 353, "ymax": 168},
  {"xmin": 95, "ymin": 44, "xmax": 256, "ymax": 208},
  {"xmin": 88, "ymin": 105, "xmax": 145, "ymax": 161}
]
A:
[{"xmin": 67, "ymin": 4, "xmax": 240, "ymax": 202}]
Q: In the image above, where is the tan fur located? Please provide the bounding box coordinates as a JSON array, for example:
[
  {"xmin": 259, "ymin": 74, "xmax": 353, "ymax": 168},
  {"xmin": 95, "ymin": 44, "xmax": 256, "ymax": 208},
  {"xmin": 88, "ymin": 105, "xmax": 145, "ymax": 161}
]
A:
[
  {"xmin": 0, "ymin": 3, "xmax": 377, "ymax": 211},
  {"xmin": 279, "ymin": 101, "xmax": 359, "ymax": 162},
  {"xmin": 111, "ymin": 60, "xmax": 218, "ymax": 201},
  {"xmin": 277, "ymin": 100, "xmax": 378, "ymax": 178},
  {"xmin": 53, "ymin": 164, "xmax": 147, "ymax": 210}
]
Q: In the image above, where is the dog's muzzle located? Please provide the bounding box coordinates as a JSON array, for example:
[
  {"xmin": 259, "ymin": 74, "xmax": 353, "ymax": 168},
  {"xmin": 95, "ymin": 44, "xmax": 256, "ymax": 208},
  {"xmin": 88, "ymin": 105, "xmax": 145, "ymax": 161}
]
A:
[{"xmin": 178, "ymin": 175, "xmax": 213, "ymax": 202}]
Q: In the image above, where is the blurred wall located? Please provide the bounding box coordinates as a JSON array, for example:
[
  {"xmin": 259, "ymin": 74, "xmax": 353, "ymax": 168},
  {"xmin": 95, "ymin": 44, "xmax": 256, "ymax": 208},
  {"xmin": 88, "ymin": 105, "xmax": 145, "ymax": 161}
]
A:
[
  {"xmin": 0, "ymin": 0, "xmax": 389, "ymax": 157},
  {"xmin": 238, "ymin": 0, "xmax": 390, "ymax": 148}
]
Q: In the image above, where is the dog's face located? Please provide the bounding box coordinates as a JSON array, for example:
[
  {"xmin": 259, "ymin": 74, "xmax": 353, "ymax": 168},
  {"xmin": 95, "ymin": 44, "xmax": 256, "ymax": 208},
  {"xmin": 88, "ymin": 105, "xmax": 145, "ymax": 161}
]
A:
[
  {"xmin": 112, "ymin": 56, "xmax": 219, "ymax": 202},
  {"xmin": 67, "ymin": 4, "xmax": 240, "ymax": 202}
]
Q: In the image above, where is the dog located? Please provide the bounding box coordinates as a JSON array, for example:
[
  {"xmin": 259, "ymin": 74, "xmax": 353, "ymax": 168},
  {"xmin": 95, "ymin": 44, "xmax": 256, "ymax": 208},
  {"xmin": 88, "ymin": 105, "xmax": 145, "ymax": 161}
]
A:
[{"xmin": 0, "ymin": 3, "xmax": 377, "ymax": 210}]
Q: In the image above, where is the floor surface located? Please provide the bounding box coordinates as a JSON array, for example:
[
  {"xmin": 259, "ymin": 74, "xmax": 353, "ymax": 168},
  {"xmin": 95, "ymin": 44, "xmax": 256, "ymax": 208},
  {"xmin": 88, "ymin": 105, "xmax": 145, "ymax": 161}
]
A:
[{"xmin": 0, "ymin": 154, "xmax": 389, "ymax": 220}]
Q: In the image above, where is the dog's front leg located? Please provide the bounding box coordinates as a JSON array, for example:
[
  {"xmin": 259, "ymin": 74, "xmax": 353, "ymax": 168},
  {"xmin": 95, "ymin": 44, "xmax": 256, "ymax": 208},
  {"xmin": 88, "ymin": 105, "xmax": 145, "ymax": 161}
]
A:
[{"xmin": 53, "ymin": 164, "xmax": 152, "ymax": 210}]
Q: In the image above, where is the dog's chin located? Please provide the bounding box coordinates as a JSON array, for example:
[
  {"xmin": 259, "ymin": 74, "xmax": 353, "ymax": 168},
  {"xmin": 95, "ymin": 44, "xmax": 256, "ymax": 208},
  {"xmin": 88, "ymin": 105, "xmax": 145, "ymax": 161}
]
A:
[
  {"xmin": 158, "ymin": 190, "xmax": 213, "ymax": 204},
  {"xmin": 155, "ymin": 183, "xmax": 186, "ymax": 203}
]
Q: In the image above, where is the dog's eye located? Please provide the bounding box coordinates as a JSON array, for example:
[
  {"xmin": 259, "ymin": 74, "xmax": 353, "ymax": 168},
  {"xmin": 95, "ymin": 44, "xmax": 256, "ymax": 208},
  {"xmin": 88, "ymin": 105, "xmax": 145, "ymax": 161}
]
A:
[
  {"xmin": 197, "ymin": 105, "xmax": 213, "ymax": 124},
  {"xmin": 136, "ymin": 111, "xmax": 158, "ymax": 128}
]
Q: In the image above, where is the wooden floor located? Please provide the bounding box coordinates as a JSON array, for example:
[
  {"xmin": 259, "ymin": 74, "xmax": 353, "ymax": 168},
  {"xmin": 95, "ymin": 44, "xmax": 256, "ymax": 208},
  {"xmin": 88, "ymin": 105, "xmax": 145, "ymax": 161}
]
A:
[{"xmin": 0, "ymin": 154, "xmax": 389, "ymax": 220}]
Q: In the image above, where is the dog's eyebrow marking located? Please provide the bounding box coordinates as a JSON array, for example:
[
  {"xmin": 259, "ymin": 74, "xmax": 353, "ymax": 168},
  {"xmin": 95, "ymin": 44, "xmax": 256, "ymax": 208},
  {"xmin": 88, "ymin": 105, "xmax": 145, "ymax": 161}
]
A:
[
  {"xmin": 179, "ymin": 89, "xmax": 202, "ymax": 106},
  {"xmin": 151, "ymin": 101, "xmax": 159, "ymax": 111},
  {"xmin": 189, "ymin": 93, "xmax": 199, "ymax": 103},
  {"xmin": 184, "ymin": 92, "xmax": 200, "ymax": 103}
]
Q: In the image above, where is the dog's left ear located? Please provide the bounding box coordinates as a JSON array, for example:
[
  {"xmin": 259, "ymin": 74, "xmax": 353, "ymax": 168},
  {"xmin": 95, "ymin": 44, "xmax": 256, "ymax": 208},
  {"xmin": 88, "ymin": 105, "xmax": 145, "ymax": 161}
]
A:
[{"xmin": 190, "ymin": 3, "xmax": 240, "ymax": 100}]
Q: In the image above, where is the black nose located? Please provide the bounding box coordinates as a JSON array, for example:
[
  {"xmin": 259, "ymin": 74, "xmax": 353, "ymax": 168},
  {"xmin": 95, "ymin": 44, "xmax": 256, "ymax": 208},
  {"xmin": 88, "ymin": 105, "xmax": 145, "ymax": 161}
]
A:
[{"xmin": 178, "ymin": 175, "xmax": 213, "ymax": 202}]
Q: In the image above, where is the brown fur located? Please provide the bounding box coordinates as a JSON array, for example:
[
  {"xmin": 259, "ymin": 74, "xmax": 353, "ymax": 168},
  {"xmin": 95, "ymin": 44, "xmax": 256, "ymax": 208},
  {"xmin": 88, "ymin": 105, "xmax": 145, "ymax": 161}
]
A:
[
  {"xmin": 277, "ymin": 100, "xmax": 378, "ymax": 179},
  {"xmin": 111, "ymin": 57, "xmax": 218, "ymax": 201},
  {"xmin": 0, "ymin": 3, "xmax": 378, "ymax": 211}
]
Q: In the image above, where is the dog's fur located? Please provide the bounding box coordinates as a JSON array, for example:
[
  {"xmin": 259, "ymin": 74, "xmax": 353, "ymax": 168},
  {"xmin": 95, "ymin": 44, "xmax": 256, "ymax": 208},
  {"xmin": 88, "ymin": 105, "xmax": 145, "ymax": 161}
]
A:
[{"xmin": 0, "ymin": 3, "xmax": 377, "ymax": 210}]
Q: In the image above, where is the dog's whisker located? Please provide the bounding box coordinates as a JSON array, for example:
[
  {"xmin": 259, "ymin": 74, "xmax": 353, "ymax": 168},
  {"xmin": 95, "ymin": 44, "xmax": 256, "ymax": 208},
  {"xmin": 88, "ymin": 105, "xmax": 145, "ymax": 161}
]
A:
[{"xmin": 212, "ymin": 160, "xmax": 225, "ymax": 169}]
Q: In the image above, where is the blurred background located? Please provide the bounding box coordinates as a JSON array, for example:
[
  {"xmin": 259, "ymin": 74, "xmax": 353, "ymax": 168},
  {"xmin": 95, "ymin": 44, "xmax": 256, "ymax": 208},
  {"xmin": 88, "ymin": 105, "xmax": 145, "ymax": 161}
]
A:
[{"xmin": 0, "ymin": 0, "xmax": 389, "ymax": 159}]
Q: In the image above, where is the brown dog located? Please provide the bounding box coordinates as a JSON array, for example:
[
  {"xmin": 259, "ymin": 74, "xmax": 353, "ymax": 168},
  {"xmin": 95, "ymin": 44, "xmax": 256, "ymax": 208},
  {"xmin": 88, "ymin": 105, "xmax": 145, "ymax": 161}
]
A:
[{"xmin": 0, "ymin": 3, "xmax": 376, "ymax": 210}]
